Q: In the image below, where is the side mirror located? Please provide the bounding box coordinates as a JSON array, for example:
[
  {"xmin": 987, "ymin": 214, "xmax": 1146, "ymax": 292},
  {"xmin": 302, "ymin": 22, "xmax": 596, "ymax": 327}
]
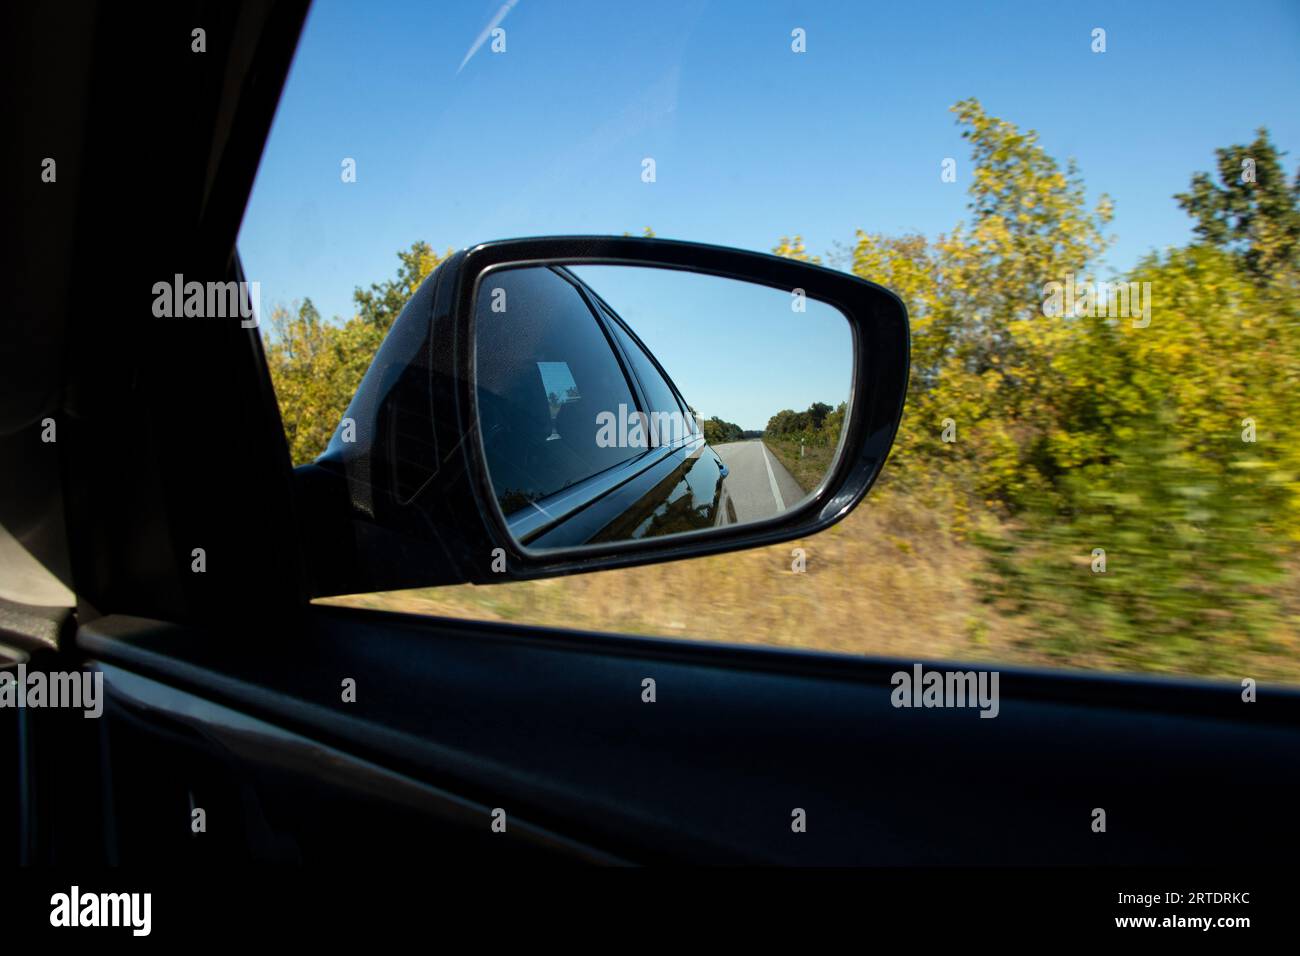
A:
[{"xmin": 297, "ymin": 237, "xmax": 909, "ymax": 596}]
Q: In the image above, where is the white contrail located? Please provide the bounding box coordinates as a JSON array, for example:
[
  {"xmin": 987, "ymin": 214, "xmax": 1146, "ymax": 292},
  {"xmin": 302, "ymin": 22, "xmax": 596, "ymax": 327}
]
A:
[{"xmin": 457, "ymin": 0, "xmax": 520, "ymax": 74}]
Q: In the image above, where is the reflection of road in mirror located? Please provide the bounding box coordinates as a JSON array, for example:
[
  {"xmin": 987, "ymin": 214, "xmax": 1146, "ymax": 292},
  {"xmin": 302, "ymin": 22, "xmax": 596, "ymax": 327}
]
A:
[{"xmin": 712, "ymin": 439, "xmax": 806, "ymax": 523}]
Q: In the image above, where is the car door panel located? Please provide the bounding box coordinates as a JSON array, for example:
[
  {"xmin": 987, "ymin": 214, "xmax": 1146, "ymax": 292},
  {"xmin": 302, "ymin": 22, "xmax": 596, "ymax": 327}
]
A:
[{"xmin": 78, "ymin": 608, "xmax": 1300, "ymax": 866}]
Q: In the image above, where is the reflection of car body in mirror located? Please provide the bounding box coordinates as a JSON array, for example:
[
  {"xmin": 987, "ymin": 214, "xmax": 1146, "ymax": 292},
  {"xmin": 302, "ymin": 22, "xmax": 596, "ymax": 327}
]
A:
[{"xmin": 475, "ymin": 265, "xmax": 736, "ymax": 549}]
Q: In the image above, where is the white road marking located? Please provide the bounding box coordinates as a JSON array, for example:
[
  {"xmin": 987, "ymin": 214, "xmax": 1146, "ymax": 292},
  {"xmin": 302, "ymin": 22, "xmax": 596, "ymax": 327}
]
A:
[{"xmin": 758, "ymin": 442, "xmax": 786, "ymax": 513}]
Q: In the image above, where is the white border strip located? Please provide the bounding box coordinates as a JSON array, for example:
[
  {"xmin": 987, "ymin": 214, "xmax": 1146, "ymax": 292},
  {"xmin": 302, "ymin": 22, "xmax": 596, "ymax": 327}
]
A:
[{"xmin": 759, "ymin": 442, "xmax": 787, "ymax": 514}]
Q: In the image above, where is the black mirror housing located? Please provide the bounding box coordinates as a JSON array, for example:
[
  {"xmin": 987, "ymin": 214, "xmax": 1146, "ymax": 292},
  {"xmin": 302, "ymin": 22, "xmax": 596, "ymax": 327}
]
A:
[{"xmin": 297, "ymin": 237, "xmax": 909, "ymax": 598}]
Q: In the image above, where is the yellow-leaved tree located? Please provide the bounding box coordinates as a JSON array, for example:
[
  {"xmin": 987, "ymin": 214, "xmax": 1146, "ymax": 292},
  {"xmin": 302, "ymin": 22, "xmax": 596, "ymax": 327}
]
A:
[{"xmin": 265, "ymin": 241, "xmax": 452, "ymax": 465}]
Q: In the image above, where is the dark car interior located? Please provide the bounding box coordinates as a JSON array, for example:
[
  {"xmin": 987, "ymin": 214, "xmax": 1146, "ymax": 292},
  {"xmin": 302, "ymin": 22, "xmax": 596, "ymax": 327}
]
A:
[{"xmin": 3, "ymin": 0, "xmax": 1295, "ymax": 929}]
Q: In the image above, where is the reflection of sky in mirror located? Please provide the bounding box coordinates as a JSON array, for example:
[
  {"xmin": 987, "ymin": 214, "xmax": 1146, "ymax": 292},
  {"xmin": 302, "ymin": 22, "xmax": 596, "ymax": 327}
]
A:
[
  {"xmin": 570, "ymin": 265, "xmax": 851, "ymax": 433},
  {"xmin": 537, "ymin": 361, "xmax": 580, "ymax": 404}
]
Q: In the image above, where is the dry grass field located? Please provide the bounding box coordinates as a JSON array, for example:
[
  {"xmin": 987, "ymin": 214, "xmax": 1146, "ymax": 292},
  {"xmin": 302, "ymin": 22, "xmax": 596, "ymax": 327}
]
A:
[{"xmin": 323, "ymin": 469, "xmax": 1300, "ymax": 684}]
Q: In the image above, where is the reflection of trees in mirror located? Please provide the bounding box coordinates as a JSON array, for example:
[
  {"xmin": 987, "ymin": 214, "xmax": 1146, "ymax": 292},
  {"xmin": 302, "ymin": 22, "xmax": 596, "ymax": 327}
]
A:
[
  {"xmin": 589, "ymin": 456, "xmax": 720, "ymax": 544},
  {"xmin": 701, "ymin": 417, "xmax": 743, "ymax": 445},
  {"xmin": 763, "ymin": 401, "xmax": 846, "ymax": 494}
]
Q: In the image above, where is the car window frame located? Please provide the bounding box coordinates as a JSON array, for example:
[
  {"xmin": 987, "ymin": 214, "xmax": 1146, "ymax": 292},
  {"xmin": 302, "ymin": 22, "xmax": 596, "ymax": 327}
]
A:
[
  {"xmin": 568, "ymin": 273, "xmax": 697, "ymax": 431},
  {"xmin": 495, "ymin": 266, "xmax": 705, "ymax": 543},
  {"xmin": 475, "ymin": 264, "xmax": 658, "ymax": 517}
]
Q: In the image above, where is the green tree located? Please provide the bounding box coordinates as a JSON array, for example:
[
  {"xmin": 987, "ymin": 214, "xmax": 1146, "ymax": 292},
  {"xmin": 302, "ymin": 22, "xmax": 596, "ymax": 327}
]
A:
[
  {"xmin": 702, "ymin": 417, "xmax": 744, "ymax": 445},
  {"xmin": 1175, "ymin": 128, "xmax": 1300, "ymax": 284},
  {"xmin": 353, "ymin": 241, "xmax": 454, "ymax": 332}
]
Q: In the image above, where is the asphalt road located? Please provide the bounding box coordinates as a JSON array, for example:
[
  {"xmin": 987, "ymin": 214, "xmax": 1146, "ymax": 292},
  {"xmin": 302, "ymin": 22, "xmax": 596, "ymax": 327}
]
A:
[{"xmin": 712, "ymin": 440, "xmax": 806, "ymax": 523}]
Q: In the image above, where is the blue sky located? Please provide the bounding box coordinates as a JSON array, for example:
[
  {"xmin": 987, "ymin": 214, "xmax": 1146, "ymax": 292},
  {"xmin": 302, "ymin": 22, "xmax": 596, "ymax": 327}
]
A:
[
  {"xmin": 567, "ymin": 265, "xmax": 851, "ymax": 431},
  {"xmin": 239, "ymin": 0, "xmax": 1300, "ymax": 385}
]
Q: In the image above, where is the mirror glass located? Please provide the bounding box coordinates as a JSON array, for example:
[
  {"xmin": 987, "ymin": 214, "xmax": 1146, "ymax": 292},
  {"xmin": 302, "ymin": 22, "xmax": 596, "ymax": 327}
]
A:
[{"xmin": 473, "ymin": 264, "xmax": 853, "ymax": 551}]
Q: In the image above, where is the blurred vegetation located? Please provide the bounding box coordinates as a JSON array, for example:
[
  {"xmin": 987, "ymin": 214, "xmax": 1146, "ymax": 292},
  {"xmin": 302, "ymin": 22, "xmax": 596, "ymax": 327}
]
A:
[{"xmin": 270, "ymin": 100, "xmax": 1300, "ymax": 682}]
